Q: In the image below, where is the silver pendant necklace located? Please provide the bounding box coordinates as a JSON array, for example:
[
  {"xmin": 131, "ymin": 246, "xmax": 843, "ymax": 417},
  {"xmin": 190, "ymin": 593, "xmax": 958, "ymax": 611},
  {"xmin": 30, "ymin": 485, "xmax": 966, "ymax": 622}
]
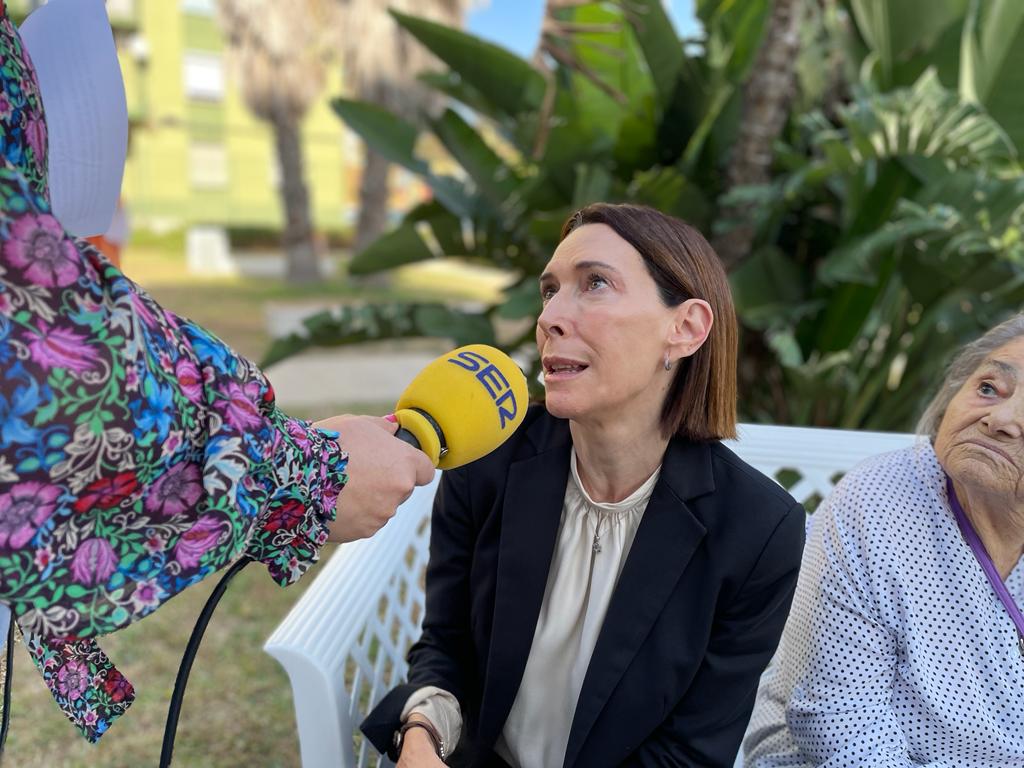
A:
[{"xmin": 590, "ymin": 509, "xmax": 605, "ymax": 555}]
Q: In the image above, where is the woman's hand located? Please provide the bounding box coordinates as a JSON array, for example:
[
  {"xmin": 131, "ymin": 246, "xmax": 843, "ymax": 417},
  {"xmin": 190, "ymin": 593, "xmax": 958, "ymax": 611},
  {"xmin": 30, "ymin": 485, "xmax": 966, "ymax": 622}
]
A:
[
  {"xmin": 396, "ymin": 714, "xmax": 447, "ymax": 767},
  {"xmin": 314, "ymin": 414, "xmax": 436, "ymax": 543}
]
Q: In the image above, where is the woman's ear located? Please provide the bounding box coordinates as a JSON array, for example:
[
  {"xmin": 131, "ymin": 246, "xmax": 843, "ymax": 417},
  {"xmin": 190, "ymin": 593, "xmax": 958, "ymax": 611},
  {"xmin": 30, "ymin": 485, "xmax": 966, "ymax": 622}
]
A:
[{"xmin": 667, "ymin": 299, "xmax": 713, "ymax": 362}]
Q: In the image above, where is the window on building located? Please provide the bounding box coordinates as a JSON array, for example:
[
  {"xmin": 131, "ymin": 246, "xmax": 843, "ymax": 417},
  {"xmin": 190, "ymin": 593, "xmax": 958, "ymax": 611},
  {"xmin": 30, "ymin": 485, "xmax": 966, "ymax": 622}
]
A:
[
  {"xmin": 181, "ymin": 0, "xmax": 216, "ymax": 15},
  {"xmin": 189, "ymin": 142, "xmax": 229, "ymax": 189},
  {"xmin": 183, "ymin": 53, "xmax": 224, "ymax": 101}
]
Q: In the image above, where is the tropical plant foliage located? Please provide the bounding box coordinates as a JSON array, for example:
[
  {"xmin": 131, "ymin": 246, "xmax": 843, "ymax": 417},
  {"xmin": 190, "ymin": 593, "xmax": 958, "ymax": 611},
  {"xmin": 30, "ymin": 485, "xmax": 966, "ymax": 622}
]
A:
[
  {"xmin": 266, "ymin": 0, "xmax": 769, "ymax": 390},
  {"xmin": 267, "ymin": 0, "xmax": 1024, "ymax": 430}
]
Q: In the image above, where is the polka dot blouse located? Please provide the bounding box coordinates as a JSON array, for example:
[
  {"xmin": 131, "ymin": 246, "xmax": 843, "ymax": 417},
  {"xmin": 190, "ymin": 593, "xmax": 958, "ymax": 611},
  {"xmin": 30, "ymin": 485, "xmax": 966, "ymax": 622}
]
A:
[{"xmin": 742, "ymin": 441, "xmax": 1024, "ymax": 767}]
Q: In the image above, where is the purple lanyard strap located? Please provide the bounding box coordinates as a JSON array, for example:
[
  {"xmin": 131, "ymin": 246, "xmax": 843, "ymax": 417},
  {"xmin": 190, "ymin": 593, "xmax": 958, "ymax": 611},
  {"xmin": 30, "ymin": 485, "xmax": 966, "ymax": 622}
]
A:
[{"xmin": 946, "ymin": 475, "xmax": 1024, "ymax": 656}]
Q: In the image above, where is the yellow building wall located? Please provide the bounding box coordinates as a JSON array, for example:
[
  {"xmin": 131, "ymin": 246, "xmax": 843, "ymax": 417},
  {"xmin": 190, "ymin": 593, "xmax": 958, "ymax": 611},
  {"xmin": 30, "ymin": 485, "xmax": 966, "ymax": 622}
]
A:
[
  {"xmin": 113, "ymin": 0, "xmax": 352, "ymax": 235},
  {"xmin": 6, "ymin": 0, "xmax": 432, "ymax": 241}
]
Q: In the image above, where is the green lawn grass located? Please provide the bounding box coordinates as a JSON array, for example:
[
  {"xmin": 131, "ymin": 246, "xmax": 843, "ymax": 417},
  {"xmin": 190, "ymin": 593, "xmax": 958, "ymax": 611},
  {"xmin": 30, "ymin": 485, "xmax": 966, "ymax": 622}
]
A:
[
  {"xmin": 0, "ymin": 242, "xmax": 508, "ymax": 765},
  {"xmin": 3, "ymin": 553, "xmax": 344, "ymax": 767}
]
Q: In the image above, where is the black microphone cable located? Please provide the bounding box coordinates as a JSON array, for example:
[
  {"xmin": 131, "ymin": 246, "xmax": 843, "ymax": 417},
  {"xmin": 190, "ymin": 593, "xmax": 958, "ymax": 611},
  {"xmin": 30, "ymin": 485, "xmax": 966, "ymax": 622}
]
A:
[
  {"xmin": 0, "ymin": 556, "xmax": 253, "ymax": 765},
  {"xmin": 159, "ymin": 555, "xmax": 252, "ymax": 768},
  {"xmin": 0, "ymin": 614, "xmax": 14, "ymax": 758}
]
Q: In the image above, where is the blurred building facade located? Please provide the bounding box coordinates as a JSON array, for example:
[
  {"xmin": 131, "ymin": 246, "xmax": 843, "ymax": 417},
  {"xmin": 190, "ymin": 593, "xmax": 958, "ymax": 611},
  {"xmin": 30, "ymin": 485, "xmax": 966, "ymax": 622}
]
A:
[{"xmin": 9, "ymin": 0, "xmax": 362, "ymax": 238}]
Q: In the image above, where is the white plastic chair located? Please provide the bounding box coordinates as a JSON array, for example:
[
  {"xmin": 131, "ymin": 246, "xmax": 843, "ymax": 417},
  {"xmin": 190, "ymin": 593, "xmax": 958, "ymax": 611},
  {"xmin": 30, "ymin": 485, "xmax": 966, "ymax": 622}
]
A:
[{"xmin": 265, "ymin": 425, "xmax": 917, "ymax": 768}]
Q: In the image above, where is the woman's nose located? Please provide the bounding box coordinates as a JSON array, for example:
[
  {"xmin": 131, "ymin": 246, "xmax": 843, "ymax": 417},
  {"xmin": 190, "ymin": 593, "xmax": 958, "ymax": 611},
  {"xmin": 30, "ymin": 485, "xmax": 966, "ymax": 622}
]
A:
[{"xmin": 537, "ymin": 295, "xmax": 568, "ymax": 338}]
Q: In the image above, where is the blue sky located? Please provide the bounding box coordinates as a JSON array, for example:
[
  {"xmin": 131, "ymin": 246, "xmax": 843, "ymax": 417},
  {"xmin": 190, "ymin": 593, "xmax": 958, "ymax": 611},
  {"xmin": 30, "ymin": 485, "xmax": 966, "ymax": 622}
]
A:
[{"xmin": 467, "ymin": 0, "xmax": 700, "ymax": 58}]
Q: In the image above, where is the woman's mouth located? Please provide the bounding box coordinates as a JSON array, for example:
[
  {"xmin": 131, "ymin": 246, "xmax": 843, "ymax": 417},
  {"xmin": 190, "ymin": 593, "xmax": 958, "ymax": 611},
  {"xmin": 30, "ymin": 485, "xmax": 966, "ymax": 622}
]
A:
[
  {"xmin": 963, "ymin": 439, "xmax": 1015, "ymax": 464},
  {"xmin": 543, "ymin": 358, "xmax": 589, "ymax": 381}
]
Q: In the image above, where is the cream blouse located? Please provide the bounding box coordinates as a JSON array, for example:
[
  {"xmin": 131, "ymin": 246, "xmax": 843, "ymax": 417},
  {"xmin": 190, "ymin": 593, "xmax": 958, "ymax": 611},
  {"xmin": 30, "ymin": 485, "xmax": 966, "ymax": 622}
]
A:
[{"xmin": 402, "ymin": 451, "xmax": 660, "ymax": 766}]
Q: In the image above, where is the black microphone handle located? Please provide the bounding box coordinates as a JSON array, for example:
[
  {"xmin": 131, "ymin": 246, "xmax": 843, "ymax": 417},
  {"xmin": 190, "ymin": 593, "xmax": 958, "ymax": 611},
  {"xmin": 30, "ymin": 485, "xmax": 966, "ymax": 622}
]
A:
[{"xmin": 394, "ymin": 427, "xmax": 421, "ymax": 450}]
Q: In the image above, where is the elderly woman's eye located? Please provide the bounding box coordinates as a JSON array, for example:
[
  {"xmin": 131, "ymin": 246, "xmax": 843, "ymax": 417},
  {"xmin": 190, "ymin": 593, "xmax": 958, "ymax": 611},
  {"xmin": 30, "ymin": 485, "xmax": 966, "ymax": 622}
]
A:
[{"xmin": 978, "ymin": 381, "xmax": 998, "ymax": 397}]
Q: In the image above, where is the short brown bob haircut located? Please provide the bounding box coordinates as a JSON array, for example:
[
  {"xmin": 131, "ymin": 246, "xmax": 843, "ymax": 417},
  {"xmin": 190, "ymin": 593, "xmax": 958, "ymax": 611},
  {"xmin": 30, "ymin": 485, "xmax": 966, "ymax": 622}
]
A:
[{"xmin": 560, "ymin": 203, "xmax": 738, "ymax": 441}]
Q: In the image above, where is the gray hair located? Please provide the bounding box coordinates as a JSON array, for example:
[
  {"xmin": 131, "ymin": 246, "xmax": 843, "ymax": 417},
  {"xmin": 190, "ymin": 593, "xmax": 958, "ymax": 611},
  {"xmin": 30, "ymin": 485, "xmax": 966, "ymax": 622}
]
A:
[{"xmin": 917, "ymin": 313, "xmax": 1024, "ymax": 441}]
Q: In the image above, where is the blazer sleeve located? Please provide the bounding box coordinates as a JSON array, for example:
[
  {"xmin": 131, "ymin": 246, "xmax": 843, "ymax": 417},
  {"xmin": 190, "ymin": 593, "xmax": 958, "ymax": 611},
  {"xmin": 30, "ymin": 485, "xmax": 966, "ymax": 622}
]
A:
[
  {"xmin": 623, "ymin": 501, "xmax": 806, "ymax": 767},
  {"xmin": 361, "ymin": 466, "xmax": 477, "ymax": 757}
]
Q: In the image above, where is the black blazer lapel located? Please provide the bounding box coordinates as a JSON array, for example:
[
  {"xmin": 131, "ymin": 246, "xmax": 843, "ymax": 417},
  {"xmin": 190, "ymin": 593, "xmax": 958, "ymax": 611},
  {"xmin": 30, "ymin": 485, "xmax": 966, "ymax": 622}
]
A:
[
  {"xmin": 562, "ymin": 439, "xmax": 714, "ymax": 768},
  {"xmin": 478, "ymin": 417, "xmax": 571, "ymax": 746}
]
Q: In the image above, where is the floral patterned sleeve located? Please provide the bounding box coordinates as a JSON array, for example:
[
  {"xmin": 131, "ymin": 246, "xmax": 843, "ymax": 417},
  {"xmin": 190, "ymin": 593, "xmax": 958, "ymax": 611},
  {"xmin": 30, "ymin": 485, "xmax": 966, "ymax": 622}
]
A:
[
  {"xmin": 0, "ymin": 11, "xmax": 348, "ymax": 740},
  {"xmin": 0, "ymin": 164, "xmax": 348, "ymax": 740}
]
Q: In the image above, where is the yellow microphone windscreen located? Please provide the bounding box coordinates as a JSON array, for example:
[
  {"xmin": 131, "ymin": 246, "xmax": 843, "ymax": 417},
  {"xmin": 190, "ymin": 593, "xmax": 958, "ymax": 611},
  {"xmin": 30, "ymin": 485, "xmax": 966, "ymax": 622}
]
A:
[{"xmin": 394, "ymin": 344, "xmax": 528, "ymax": 469}]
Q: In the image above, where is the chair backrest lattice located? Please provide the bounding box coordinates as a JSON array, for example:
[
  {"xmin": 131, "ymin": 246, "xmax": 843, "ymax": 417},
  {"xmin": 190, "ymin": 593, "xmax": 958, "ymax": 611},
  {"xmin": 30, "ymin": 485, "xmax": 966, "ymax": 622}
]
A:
[
  {"xmin": 343, "ymin": 530, "xmax": 430, "ymax": 767},
  {"xmin": 265, "ymin": 425, "xmax": 918, "ymax": 768}
]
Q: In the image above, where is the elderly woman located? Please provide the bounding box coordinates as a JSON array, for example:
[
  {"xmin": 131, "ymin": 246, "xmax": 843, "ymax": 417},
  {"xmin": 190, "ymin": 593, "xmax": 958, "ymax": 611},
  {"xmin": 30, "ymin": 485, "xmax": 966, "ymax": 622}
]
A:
[
  {"xmin": 361, "ymin": 203, "xmax": 806, "ymax": 767},
  {"xmin": 743, "ymin": 316, "xmax": 1024, "ymax": 766}
]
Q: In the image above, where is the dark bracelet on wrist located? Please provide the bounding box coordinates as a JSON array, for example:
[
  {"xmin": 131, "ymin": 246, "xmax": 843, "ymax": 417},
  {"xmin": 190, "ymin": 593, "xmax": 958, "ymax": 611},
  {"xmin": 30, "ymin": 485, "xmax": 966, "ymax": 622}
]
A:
[{"xmin": 395, "ymin": 719, "xmax": 447, "ymax": 760}]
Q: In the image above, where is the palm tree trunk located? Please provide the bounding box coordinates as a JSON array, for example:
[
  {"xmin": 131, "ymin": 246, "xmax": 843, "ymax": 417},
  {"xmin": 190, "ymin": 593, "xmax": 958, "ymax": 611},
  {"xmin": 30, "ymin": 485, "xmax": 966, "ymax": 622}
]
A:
[
  {"xmin": 270, "ymin": 103, "xmax": 321, "ymax": 283},
  {"xmin": 353, "ymin": 144, "xmax": 391, "ymax": 254},
  {"xmin": 713, "ymin": 0, "xmax": 803, "ymax": 271}
]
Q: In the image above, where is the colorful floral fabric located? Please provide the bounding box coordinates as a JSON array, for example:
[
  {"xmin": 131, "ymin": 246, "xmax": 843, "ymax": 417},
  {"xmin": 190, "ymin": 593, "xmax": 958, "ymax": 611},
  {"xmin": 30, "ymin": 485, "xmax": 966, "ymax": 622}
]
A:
[
  {"xmin": 24, "ymin": 633, "xmax": 134, "ymax": 742},
  {"xmin": 0, "ymin": 12, "xmax": 46, "ymax": 200},
  {"xmin": 0, "ymin": 10, "xmax": 348, "ymax": 742}
]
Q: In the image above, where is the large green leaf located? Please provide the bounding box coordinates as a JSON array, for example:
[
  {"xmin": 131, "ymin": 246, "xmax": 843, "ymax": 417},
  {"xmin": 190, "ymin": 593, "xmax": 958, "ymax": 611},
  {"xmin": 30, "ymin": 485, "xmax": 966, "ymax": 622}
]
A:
[
  {"xmin": 679, "ymin": 83, "xmax": 734, "ymax": 174},
  {"xmin": 612, "ymin": 93, "xmax": 660, "ymax": 176},
  {"xmin": 544, "ymin": 2, "xmax": 658, "ymax": 172},
  {"xmin": 699, "ymin": 0, "xmax": 771, "ymax": 81},
  {"xmin": 413, "ymin": 305, "xmax": 496, "ymax": 347},
  {"xmin": 417, "ymin": 72, "xmax": 501, "ymax": 121},
  {"xmin": 830, "ymin": 71, "xmax": 1014, "ymax": 168},
  {"xmin": 349, "ymin": 203, "xmax": 475, "ymax": 274},
  {"xmin": 571, "ymin": 163, "xmax": 612, "ymax": 207},
  {"xmin": 531, "ymin": 87, "xmax": 611, "ymax": 186},
  {"xmin": 526, "ymin": 209, "xmax": 573, "ymax": 255},
  {"xmin": 730, "ymin": 247, "xmax": 810, "ymax": 330},
  {"xmin": 777, "ymin": 69, "xmax": 1016, "ymax": 215},
  {"xmin": 893, "ymin": 172, "xmax": 1024, "ymax": 303},
  {"xmin": 260, "ymin": 302, "xmax": 491, "ymax": 367},
  {"xmin": 331, "ymin": 98, "xmax": 425, "ymax": 173},
  {"xmin": 849, "ymin": 0, "xmax": 968, "ymax": 86},
  {"xmin": 626, "ymin": 166, "xmax": 712, "ymax": 227},
  {"xmin": 654, "ymin": 0, "xmax": 765, "ymax": 173},
  {"xmin": 653, "ymin": 57, "xmax": 711, "ymax": 166},
  {"xmin": 430, "ymin": 109, "xmax": 521, "ymax": 207},
  {"xmin": 810, "ymin": 268, "xmax": 894, "ymax": 354},
  {"xmin": 818, "ymin": 216, "xmax": 944, "ymax": 285},
  {"xmin": 332, "ymin": 98, "xmax": 477, "ymax": 218},
  {"xmin": 391, "ymin": 10, "xmax": 546, "ymax": 119},
  {"xmin": 959, "ymin": 0, "xmax": 1024, "ymax": 152},
  {"xmin": 262, "ymin": 303, "xmax": 446, "ymax": 366},
  {"xmin": 496, "ymin": 277, "xmax": 542, "ymax": 320},
  {"xmin": 404, "ymin": 202, "xmax": 474, "ymax": 256},
  {"xmin": 889, "ymin": 14, "xmax": 964, "ymax": 89},
  {"xmin": 619, "ymin": 0, "xmax": 686, "ymax": 111},
  {"xmin": 348, "ymin": 219, "xmax": 437, "ymax": 275}
]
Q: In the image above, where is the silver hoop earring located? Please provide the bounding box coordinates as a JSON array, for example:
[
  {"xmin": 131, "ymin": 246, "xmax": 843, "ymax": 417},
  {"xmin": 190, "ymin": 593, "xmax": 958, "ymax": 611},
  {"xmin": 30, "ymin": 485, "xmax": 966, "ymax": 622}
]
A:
[{"xmin": 664, "ymin": 355, "xmax": 672, "ymax": 371}]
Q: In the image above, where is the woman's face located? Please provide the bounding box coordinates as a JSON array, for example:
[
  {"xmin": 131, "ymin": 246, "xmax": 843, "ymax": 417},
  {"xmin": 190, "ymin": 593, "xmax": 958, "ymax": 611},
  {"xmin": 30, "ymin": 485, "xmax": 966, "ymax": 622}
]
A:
[
  {"xmin": 535, "ymin": 223, "xmax": 708, "ymax": 426},
  {"xmin": 935, "ymin": 336, "xmax": 1024, "ymax": 504}
]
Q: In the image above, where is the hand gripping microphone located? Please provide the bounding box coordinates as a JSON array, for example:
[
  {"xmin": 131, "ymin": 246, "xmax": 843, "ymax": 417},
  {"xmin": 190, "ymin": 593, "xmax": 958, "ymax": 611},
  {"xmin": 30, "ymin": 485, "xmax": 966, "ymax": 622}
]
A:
[
  {"xmin": 161, "ymin": 346, "xmax": 525, "ymax": 766},
  {"xmin": 393, "ymin": 344, "xmax": 529, "ymax": 469}
]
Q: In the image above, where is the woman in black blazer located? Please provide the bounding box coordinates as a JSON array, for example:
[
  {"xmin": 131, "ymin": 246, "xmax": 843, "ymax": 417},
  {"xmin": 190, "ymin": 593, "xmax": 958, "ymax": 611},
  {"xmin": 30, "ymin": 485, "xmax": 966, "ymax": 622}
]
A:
[{"xmin": 363, "ymin": 204, "xmax": 805, "ymax": 767}]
